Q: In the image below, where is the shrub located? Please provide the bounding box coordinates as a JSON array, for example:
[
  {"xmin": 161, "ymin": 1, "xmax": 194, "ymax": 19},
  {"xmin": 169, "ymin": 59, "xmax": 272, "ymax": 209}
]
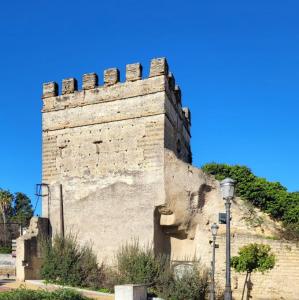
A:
[
  {"xmin": 0, "ymin": 245, "xmax": 11, "ymax": 254},
  {"xmin": 115, "ymin": 240, "xmax": 208, "ymax": 299},
  {"xmin": 116, "ymin": 240, "xmax": 168, "ymax": 287},
  {"xmin": 0, "ymin": 288, "xmax": 88, "ymax": 300},
  {"xmin": 158, "ymin": 263, "xmax": 208, "ymax": 300},
  {"xmin": 41, "ymin": 234, "xmax": 104, "ymax": 289}
]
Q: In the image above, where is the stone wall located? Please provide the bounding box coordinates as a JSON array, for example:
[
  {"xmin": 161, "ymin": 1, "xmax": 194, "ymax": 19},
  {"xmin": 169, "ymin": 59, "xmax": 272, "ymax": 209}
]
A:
[
  {"xmin": 214, "ymin": 235, "xmax": 299, "ymax": 300},
  {"xmin": 16, "ymin": 217, "xmax": 49, "ymax": 281},
  {"xmin": 42, "ymin": 58, "xmax": 191, "ymax": 262},
  {"xmin": 162, "ymin": 150, "xmax": 299, "ymax": 299}
]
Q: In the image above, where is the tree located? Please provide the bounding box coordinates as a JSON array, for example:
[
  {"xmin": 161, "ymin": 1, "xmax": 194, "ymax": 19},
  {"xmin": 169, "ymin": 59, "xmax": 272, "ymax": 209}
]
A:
[
  {"xmin": 11, "ymin": 192, "xmax": 33, "ymax": 227},
  {"xmin": 0, "ymin": 189, "xmax": 13, "ymax": 245},
  {"xmin": 231, "ymin": 243, "xmax": 275, "ymax": 300}
]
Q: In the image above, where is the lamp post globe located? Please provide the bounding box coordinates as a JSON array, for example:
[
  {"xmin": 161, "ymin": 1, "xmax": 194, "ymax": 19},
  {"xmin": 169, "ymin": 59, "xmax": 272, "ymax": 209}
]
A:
[
  {"xmin": 220, "ymin": 178, "xmax": 235, "ymax": 199},
  {"xmin": 220, "ymin": 178, "xmax": 236, "ymax": 300},
  {"xmin": 211, "ymin": 222, "xmax": 219, "ymax": 237}
]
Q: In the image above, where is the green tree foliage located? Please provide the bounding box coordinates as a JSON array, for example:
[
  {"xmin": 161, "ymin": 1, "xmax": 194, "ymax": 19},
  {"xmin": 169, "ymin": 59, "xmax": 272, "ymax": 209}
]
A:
[
  {"xmin": 41, "ymin": 234, "xmax": 105, "ymax": 289},
  {"xmin": 231, "ymin": 243, "xmax": 275, "ymax": 300},
  {"xmin": 202, "ymin": 163, "xmax": 299, "ymax": 238},
  {"xmin": 0, "ymin": 189, "xmax": 33, "ymax": 226},
  {"xmin": 0, "ymin": 189, "xmax": 13, "ymax": 225},
  {"xmin": 231, "ymin": 243, "xmax": 275, "ymax": 274},
  {"xmin": 11, "ymin": 192, "xmax": 33, "ymax": 226},
  {"xmin": 0, "ymin": 189, "xmax": 13, "ymax": 247}
]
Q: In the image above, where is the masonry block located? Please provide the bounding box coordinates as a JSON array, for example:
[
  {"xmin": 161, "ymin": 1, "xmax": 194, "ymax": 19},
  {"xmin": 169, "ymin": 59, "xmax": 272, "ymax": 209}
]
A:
[
  {"xmin": 182, "ymin": 107, "xmax": 191, "ymax": 124},
  {"xmin": 62, "ymin": 78, "xmax": 77, "ymax": 95},
  {"xmin": 42, "ymin": 82, "xmax": 58, "ymax": 98},
  {"xmin": 174, "ymin": 85, "xmax": 181, "ymax": 105},
  {"xmin": 104, "ymin": 68, "xmax": 120, "ymax": 85},
  {"xmin": 115, "ymin": 284, "xmax": 147, "ymax": 300},
  {"xmin": 126, "ymin": 63, "xmax": 142, "ymax": 81},
  {"xmin": 168, "ymin": 72, "xmax": 175, "ymax": 90},
  {"xmin": 82, "ymin": 73, "xmax": 98, "ymax": 90},
  {"xmin": 149, "ymin": 57, "xmax": 168, "ymax": 77}
]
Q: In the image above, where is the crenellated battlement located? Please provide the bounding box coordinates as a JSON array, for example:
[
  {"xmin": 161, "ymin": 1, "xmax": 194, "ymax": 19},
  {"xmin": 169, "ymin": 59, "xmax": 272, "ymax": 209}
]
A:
[
  {"xmin": 42, "ymin": 58, "xmax": 190, "ymax": 131},
  {"xmin": 42, "ymin": 58, "xmax": 169, "ymax": 98}
]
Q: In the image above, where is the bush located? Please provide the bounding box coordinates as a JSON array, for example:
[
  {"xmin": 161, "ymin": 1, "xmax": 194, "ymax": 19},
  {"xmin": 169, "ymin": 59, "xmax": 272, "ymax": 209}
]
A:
[
  {"xmin": 202, "ymin": 163, "xmax": 299, "ymax": 239},
  {"xmin": 115, "ymin": 240, "xmax": 208, "ymax": 300},
  {"xmin": 0, "ymin": 288, "xmax": 88, "ymax": 300},
  {"xmin": 231, "ymin": 243, "xmax": 275, "ymax": 274},
  {"xmin": 158, "ymin": 263, "xmax": 208, "ymax": 300},
  {"xmin": 116, "ymin": 240, "xmax": 169, "ymax": 287},
  {"xmin": 41, "ymin": 234, "xmax": 104, "ymax": 289},
  {"xmin": 0, "ymin": 245, "xmax": 11, "ymax": 254}
]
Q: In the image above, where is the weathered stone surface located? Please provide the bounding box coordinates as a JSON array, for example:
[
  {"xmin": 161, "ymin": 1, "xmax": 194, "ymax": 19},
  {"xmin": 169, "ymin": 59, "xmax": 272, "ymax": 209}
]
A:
[
  {"xmin": 115, "ymin": 284, "xmax": 147, "ymax": 300},
  {"xmin": 42, "ymin": 82, "xmax": 58, "ymax": 98},
  {"xmin": 39, "ymin": 58, "xmax": 299, "ymax": 299},
  {"xmin": 104, "ymin": 68, "xmax": 119, "ymax": 85},
  {"xmin": 149, "ymin": 57, "xmax": 168, "ymax": 77},
  {"xmin": 163, "ymin": 149, "xmax": 299, "ymax": 300},
  {"xmin": 62, "ymin": 78, "xmax": 77, "ymax": 95},
  {"xmin": 167, "ymin": 72, "xmax": 175, "ymax": 90},
  {"xmin": 174, "ymin": 85, "xmax": 181, "ymax": 105},
  {"xmin": 182, "ymin": 107, "xmax": 191, "ymax": 124},
  {"xmin": 16, "ymin": 217, "xmax": 49, "ymax": 281},
  {"xmin": 126, "ymin": 63, "xmax": 142, "ymax": 81},
  {"xmin": 82, "ymin": 73, "xmax": 98, "ymax": 90}
]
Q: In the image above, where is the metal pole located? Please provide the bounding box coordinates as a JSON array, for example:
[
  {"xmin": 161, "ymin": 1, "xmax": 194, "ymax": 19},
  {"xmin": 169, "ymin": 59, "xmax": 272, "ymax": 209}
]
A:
[
  {"xmin": 59, "ymin": 184, "xmax": 65, "ymax": 238},
  {"xmin": 224, "ymin": 197, "xmax": 232, "ymax": 300},
  {"xmin": 210, "ymin": 235, "xmax": 216, "ymax": 300}
]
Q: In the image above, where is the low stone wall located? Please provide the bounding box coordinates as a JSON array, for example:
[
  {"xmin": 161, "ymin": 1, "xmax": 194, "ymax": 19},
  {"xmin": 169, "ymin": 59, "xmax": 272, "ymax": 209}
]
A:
[
  {"xmin": 0, "ymin": 254, "xmax": 15, "ymax": 276},
  {"xmin": 205, "ymin": 234, "xmax": 299, "ymax": 300},
  {"xmin": 16, "ymin": 217, "xmax": 49, "ymax": 281}
]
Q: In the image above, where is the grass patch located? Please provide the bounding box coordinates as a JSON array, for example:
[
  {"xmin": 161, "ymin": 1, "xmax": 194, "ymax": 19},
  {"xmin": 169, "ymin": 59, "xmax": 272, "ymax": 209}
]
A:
[
  {"xmin": 0, "ymin": 288, "xmax": 89, "ymax": 300},
  {"xmin": 0, "ymin": 246, "xmax": 11, "ymax": 254}
]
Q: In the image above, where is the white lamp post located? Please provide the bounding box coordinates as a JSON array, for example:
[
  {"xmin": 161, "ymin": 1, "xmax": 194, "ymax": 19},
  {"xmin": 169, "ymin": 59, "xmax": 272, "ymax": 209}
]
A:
[{"xmin": 220, "ymin": 178, "xmax": 236, "ymax": 300}]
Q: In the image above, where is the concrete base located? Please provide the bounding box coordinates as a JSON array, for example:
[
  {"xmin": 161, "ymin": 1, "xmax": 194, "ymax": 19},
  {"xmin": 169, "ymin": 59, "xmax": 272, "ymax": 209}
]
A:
[{"xmin": 115, "ymin": 284, "xmax": 147, "ymax": 300}]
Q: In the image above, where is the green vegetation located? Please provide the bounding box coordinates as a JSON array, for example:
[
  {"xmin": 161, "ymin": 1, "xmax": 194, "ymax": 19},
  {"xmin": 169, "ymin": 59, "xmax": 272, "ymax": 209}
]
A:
[
  {"xmin": 0, "ymin": 288, "xmax": 89, "ymax": 300},
  {"xmin": 0, "ymin": 189, "xmax": 33, "ymax": 227},
  {"xmin": 0, "ymin": 245, "xmax": 12, "ymax": 253},
  {"xmin": 116, "ymin": 240, "xmax": 169, "ymax": 287},
  {"xmin": 202, "ymin": 163, "xmax": 299, "ymax": 239},
  {"xmin": 41, "ymin": 234, "xmax": 105, "ymax": 289},
  {"xmin": 115, "ymin": 240, "xmax": 208, "ymax": 299},
  {"xmin": 10, "ymin": 192, "xmax": 34, "ymax": 226},
  {"xmin": 231, "ymin": 243, "xmax": 275, "ymax": 273},
  {"xmin": 231, "ymin": 243, "xmax": 275, "ymax": 300},
  {"xmin": 41, "ymin": 236, "xmax": 208, "ymax": 299},
  {"xmin": 157, "ymin": 263, "xmax": 208, "ymax": 300},
  {"xmin": 0, "ymin": 188, "xmax": 33, "ymax": 249}
]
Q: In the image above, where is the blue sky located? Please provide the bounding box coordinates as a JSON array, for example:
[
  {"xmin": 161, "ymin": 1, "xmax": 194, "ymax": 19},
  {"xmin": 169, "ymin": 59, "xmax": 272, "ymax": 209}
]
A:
[{"xmin": 0, "ymin": 1, "xmax": 298, "ymax": 214}]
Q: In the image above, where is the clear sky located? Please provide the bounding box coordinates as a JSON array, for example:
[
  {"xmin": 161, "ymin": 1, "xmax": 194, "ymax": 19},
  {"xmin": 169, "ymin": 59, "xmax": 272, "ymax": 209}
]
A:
[{"xmin": 0, "ymin": 0, "xmax": 298, "ymax": 215}]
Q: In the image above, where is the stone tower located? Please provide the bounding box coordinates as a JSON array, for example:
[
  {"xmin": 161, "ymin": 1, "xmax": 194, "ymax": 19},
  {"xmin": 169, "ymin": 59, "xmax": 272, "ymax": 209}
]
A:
[
  {"xmin": 17, "ymin": 58, "xmax": 299, "ymax": 299},
  {"xmin": 41, "ymin": 58, "xmax": 191, "ymax": 260}
]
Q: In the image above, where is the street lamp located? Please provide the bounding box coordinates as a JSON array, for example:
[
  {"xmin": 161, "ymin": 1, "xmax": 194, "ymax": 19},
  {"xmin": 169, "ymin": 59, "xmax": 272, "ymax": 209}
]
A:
[
  {"xmin": 210, "ymin": 223, "xmax": 219, "ymax": 300},
  {"xmin": 220, "ymin": 178, "xmax": 235, "ymax": 300}
]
